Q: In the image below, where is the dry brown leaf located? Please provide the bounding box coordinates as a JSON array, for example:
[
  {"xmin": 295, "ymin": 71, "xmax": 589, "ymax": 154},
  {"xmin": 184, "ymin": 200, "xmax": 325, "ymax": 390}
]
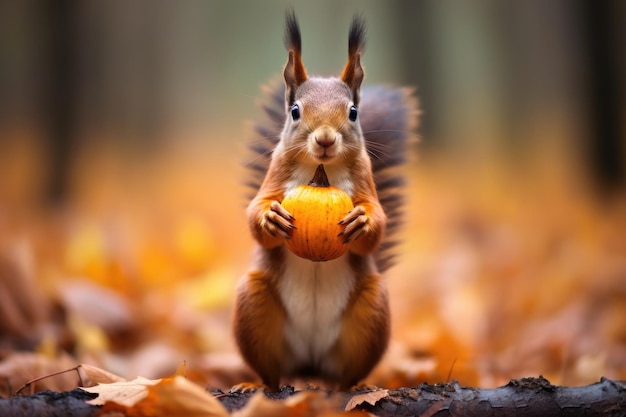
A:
[
  {"xmin": 0, "ymin": 352, "xmax": 79, "ymax": 397},
  {"xmin": 0, "ymin": 241, "xmax": 48, "ymax": 347},
  {"xmin": 84, "ymin": 375, "xmax": 228, "ymax": 417},
  {"xmin": 344, "ymin": 389, "xmax": 389, "ymax": 411},
  {"xmin": 57, "ymin": 279, "xmax": 136, "ymax": 333},
  {"xmin": 80, "ymin": 363, "xmax": 126, "ymax": 385},
  {"xmin": 135, "ymin": 376, "xmax": 228, "ymax": 417},
  {"xmin": 83, "ymin": 376, "xmax": 160, "ymax": 406}
]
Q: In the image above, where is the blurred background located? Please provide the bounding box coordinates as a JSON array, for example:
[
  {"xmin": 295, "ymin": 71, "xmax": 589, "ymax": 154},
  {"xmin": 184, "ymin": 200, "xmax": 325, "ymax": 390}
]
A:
[{"xmin": 0, "ymin": 0, "xmax": 625, "ymax": 393}]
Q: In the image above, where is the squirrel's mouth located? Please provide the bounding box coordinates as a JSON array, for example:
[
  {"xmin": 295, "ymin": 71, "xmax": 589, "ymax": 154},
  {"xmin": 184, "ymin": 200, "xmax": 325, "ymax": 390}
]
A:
[{"xmin": 313, "ymin": 150, "xmax": 336, "ymax": 163}]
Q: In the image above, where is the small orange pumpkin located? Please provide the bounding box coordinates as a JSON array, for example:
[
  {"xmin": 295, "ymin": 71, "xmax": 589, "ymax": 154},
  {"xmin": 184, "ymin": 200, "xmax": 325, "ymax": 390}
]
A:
[{"xmin": 282, "ymin": 164, "xmax": 354, "ymax": 261}]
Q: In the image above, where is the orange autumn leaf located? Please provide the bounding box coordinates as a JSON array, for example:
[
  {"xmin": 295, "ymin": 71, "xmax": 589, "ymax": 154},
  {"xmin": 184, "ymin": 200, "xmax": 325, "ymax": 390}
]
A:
[{"xmin": 84, "ymin": 375, "xmax": 227, "ymax": 417}]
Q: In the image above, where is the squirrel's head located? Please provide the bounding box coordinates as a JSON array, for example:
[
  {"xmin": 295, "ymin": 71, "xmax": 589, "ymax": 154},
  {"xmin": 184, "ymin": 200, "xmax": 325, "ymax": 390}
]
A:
[{"xmin": 280, "ymin": 11, "xmax": 366, "ymax": 166}]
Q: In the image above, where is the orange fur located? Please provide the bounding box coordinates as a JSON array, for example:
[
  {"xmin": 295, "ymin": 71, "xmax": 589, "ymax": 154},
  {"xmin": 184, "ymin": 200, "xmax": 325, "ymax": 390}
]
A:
[
  {"xmin": 246, "ymin": 153, "xmax": 294, "ymax": 248},
  {"xmin": 233, "ymin": 261, "xmax": 288, "ymax": 391},
  {"xmin": 330, "ymin": 270, "xmax": 390, "ymax": 390},
  {"xmin": 346, "ymin": 156, "xmax": 386, "ymax": 256}
]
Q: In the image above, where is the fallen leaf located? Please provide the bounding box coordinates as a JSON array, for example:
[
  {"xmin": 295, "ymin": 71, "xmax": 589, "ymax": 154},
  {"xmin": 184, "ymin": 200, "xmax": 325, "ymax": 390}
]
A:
[
  {"xmin": 0, "ymin": 241, "xmax": 49, "ymax": 346},
  {"xmin": 83, "ymin": 376, "xmax": 160, "ymax": 406},
  {"xmin": 133, "ymin": 376, "xmax": 228, "ymax": 417},
  {"xmin": 0, "ymin": 352, "xmax": 79, "ymax": 397},
  {"xmin": 80, "ymin": 363, "xmax": 126, "ymax": 385},
  {"xmin": 175, "ymin": 361, "xmax": 187, "ymax": 376},
  {"xmin": 58, "ymin": 279, "xmax": 136, "ymax": 333},
  {"xmin": 344, "ymin": 389, "xmax": 389, "ymax": 411},
  {"xmin": 84, "ymin": 375, "xmax": 228, "ymax": 417}
]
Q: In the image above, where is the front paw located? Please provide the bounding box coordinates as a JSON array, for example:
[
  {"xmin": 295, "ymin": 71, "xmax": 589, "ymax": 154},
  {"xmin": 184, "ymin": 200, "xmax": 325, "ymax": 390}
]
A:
[
  {"xmin": 260, "ymin": 200, "xmax": 296, "ymax": 239},
  {"xmin": 338, "ymin": 206, "xmax": 371, "ymax": 243}
]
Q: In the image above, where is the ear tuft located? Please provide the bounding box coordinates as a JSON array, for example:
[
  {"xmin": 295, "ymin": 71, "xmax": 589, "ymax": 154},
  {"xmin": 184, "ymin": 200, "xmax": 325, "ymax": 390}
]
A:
[
  {"xmin": 283, "ymin": 10, "xmax": 308, "ymax": 108},
  {"xmin": 341, "ymin": 14, "xmax": 366, "ymax": 105}
]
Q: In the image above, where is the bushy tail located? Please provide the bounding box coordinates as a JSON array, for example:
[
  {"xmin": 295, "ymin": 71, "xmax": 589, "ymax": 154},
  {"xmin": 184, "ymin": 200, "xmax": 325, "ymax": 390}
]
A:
[{"xmin": 245, "ymin": 81, "xmax": 419, "ymax": 272}]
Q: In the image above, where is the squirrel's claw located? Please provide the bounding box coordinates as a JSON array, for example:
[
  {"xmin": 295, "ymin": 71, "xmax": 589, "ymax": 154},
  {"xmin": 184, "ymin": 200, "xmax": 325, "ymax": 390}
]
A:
[
  {"xmin": 230, "ymin": 382, "xmax": 269, "ymax": 393},
  {"xmin": 338, "ymin": 206, "xmax": 370, "ymax": 243},
  {"xmin": 338, "ymin": 205, "xmax": 365, "ymax": 225},
  {"xmin": 261, "ymin": 200, "xmax": 296, "ymax": 239},
  {"xmin": 270, "ymin": 200, "xmax": 295, "ymax": 221}
]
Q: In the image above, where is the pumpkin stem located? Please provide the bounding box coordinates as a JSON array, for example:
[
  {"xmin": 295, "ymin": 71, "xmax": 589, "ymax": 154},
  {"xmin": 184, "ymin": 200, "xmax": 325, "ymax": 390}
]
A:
[{"xmin": 309, "ymin": 164, "xmax": 330, "ymax": 187}]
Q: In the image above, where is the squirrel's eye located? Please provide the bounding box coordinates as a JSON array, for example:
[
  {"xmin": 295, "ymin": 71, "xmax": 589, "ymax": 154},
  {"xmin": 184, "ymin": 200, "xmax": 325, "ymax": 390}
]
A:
[
  {"xmin": 348, "ymin": 105, "xmax": 358, "ymax": 122},
  {"xmin": 291, "ymin": 104, "xmax": 301, "ymax": 121}
]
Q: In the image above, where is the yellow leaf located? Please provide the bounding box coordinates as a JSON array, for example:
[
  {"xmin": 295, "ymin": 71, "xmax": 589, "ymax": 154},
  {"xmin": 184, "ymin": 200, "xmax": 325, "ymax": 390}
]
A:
[
  {"xmin": 179, "ymin": 267, "xmax": 236, "ymax": 311},
  {"xmin": 174, "ymin": 215, "xmax": 217, "ymax": 271}
]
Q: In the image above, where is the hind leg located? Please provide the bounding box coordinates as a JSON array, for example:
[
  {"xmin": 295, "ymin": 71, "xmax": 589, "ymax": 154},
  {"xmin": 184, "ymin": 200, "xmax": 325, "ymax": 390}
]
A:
[
  {"xmin": 232, "ymin": 270, "xmax": 288, "ymax": 392},
  {"xmin": 329, "ymin": 274, "xmax": 390, "ymax": 390}
]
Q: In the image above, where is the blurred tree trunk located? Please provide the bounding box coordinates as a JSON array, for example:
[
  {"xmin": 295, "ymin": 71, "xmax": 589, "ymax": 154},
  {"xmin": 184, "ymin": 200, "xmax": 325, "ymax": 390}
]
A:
[
  {"xmin": 43, "ymin": 0, "xmax": 77, "ymax": 206},
  {"xmin": 582, "ymin": 0, "xmax": 625, "ymax": 194}
]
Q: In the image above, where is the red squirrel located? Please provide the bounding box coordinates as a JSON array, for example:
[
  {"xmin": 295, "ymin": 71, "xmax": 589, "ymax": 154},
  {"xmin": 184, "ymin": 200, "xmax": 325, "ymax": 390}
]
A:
[{"xmin": 233, "ymin": 12, "xmax": 419, "ymax": 392}]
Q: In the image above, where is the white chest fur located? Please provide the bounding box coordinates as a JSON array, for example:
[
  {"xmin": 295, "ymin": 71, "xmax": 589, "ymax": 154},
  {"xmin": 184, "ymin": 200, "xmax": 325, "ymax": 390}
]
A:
[{"xmin": 278, "ymin": 250, "xmax": 355, "ymax": 366}]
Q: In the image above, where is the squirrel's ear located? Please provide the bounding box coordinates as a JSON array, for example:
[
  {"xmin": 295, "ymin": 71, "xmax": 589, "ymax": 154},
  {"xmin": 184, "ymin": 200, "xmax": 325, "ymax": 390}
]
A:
[
  {"xmin": 341, "ymin": 14, "xmax": 366, "ymax": 106},
  {"xmin": 283, "ymin": 11, "xmax": 308, "ymax": 108},
  {"xmin": 341, "ymin": 53, "xmax": 364, "ymax": 105},
  {"xmin": 284, "ymin": 51, "xmax": 307, "ymax": 107}
]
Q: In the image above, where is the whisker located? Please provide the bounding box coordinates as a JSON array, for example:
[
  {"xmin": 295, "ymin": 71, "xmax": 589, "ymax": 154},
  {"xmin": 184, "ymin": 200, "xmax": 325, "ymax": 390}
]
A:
[
  {"xmin": 365, "ymin": 141, "xmax": 394, "ymax": 153},
  {"xmin": 244, "ymin": 140, "xmax": 309, "ymax": 172},
  {"xmin": 366, "ymin": 148, "xmax": 384, "ymax": 161},
  {"xmin": 281, "ymin": 141, "xmax": 308, "ymax": 159},
  {"xmin": 348, "ymin": 139, "xmax": 394, "ymax": 164},
  {"xmin": 357, "ymin": 141, "xmax": 391, "ymax": 161},
  {"xmin": 243, "ymin": 151, "xmax": 273, "ymax": 171},
  {"xmin": 361, "ymin": 129, "xmax": 407, "ymax": 134},
  {"xmin": 250, "ymin": 135, "xmax": 279, "ymax": 145}
]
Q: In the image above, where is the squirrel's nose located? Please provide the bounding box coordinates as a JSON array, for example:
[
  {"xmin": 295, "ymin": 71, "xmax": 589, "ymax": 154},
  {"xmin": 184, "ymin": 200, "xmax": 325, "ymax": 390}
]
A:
[{"xmin": 315, "ymin": 132, "xmax": 336, "ymax": 148}]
